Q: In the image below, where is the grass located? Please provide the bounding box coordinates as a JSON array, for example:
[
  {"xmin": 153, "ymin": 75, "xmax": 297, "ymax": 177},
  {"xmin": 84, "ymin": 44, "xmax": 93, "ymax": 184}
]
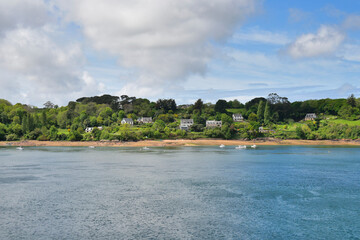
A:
[
  {"xmin": 276, "ymin": 122, "xmax": 303, "ymax": 131},
  {"xmin": 325, "ymin": 119, "xmax": 360, "ymax": 126},
  {"xmin": 58, "ymin": 129, "xmax": 70, "ymax": 135}
]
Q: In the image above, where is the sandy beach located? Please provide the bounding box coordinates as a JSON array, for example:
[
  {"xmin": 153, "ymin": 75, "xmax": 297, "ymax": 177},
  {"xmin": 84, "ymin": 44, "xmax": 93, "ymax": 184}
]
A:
[{"xmin": 1, "ymin": 139, "xmax": 360, "ymax": 147}]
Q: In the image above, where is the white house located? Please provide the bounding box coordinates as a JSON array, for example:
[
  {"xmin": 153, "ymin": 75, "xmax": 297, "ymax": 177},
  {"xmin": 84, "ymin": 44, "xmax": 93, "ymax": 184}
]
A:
[
  {"xmin": 259, "ymin": 127, "xmax": 267, "ymax": 133},
  {"xmin": 137, "ymin": 117, "xmax": 152, "ymax": 124},
  {"xmin": 85, "ymin": 126, "xmax": 103, "ymax": 133},
  {"xmin": 206, "ymin": 120, "xmax": 222, "ymax": 128},
  {"xmin": 180, "ymin": 119, "xmax": 194, "ymax": 130},
  {"xmin": 305, "ymin": 113, "xmax": 317, "ymax": 121},
  {"xmin": 232, "ymin": 113, "xmax": 244, "ymax": 122},
  {"xmin": 121, "ymin": 118, "xmax": 134, "ymax": 125}
]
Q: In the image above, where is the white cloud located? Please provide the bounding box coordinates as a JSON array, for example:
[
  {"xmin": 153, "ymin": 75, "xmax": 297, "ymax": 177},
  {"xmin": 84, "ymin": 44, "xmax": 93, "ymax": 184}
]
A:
[
  {"xmin": 0, "ymin": 27, "xmax": 104, "ymax": 105},
  {"xmin": 0, "ymin": 0, "xmax": 50, "ymax": 34},
  {"xmin": 288, "ymin": 8, "xmax": 311, "ymax": 23},
  {"xmin": 343, "ymin": 15, "xmax": 360, "ymax": 30},
  {"xmin": 322, "ymin": 5, "xmax": 345, "ymax": 18},
  {"xmin": 0, "ymin": 0, "xmax": 107, "ymax": 106},
  {"xmin": 0, "ymin": 28, "xmax": 83, "ymax": 91},
  {"xmin": 339, "ymin": 44, "xmax": 360, "ymax": 62},
  {"xmin": 54, "ymin": 0, "xmax": 259, "ymax": 97},
  {"xmin": 231, "ymin": 27, "xmax": 290, "ymax": 45},
  {"xmin": 285, "ymin": 25, "xmax": 345, "ymax": 59}
]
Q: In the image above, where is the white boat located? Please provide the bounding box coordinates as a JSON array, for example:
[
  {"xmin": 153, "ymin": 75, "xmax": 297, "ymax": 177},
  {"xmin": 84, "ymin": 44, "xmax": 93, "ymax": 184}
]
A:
[
  {"xmin": 219, "ymin": 144, "xmax": 225, "ymax": 148},
  {"xmin": 251, "ymin": 144, "xmax": 257, "ymax": 148},
  {"xmin": 16, "ymin": 146, "xmax": 23, "ymax": 150},
  {"xmin": 235, "ymin": 145, "xmax": 246, "ymax": 149},
  {"xmin": 89, "ymin": 146, "xmax": 96, "ymax": 149},
  {"xmin": 142, "ymin": 147, "xmax": 150, "ymax": 150}
]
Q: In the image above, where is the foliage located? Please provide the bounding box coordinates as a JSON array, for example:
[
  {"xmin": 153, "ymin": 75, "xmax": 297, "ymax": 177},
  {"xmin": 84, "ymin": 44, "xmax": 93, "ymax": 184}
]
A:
[
  {"xmin": 214, "ymin": 100, "xmax": 228, "ymax": 113},
  {"xmin": 1, "ymin": 93, "xmax": 360, "ymax": 142}
]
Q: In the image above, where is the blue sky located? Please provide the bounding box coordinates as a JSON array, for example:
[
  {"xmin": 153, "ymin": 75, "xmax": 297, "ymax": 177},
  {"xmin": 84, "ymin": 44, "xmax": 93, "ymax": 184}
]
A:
[{"xmin": 0, "ymin": 0, "xmax": 359, "ymax": 106}]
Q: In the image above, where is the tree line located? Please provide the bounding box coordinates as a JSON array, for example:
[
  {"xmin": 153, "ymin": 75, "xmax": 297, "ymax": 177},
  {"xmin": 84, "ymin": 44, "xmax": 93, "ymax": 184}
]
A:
[{"xmin": 0, "ymin": 93, "xmax": 359, "ymax": 141}]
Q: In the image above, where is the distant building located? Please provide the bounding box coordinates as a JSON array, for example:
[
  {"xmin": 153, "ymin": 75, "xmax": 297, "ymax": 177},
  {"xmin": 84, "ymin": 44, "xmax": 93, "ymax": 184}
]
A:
[
  {"xmin": 206, "ymin": 120, "xmax": 222, "ymax": 128},
  {"xmin": 259, "ymin": 127, "xmax": 267, "ymax": 133},
  {"xmin": 178, "ymin": 104, "xmax": 192, "ymax": 109},
  {"xmin": 85, "ymin": 126, "xmax": 103, "ymax": 133},
  {"xmin": 121, "ymin": 118, "xmax": 134, "ymax": 125},
  {"xmin": 232, "ymin": 113, "xmax": 244, "ymax": 122},
  {"xmin": 180, "ymin": 119, "xmax": 194, "ymax": 130},
  {"xmin": 137, "ymin": 117, "xmax": 152, "ymax": 124},
  {"xmin": 305, "ymin": 113, "xmax": 317, "ymax": 121}
]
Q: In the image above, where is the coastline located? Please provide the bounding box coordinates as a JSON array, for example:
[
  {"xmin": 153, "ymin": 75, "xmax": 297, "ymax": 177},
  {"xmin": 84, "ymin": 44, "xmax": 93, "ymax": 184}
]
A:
[{"xmin": 1, "ymin": 139, "xmax": 360, "ymax": 147}]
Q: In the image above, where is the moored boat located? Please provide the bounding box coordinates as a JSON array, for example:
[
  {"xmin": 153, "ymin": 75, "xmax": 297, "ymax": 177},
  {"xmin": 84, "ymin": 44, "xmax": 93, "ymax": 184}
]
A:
[{"xmin": 235, "ymin": 145, "xmax": 246, "ymax": 149}]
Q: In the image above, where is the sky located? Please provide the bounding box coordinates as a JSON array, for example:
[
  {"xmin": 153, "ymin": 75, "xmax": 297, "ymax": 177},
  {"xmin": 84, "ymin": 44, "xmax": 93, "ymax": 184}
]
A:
[{"xmin": 0, "ymin": 0, "xmax": 360, "ymax": 106}]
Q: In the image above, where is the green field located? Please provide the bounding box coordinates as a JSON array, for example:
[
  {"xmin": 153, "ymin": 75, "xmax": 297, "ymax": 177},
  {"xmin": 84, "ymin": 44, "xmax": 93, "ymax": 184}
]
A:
[
  {"xmin": 325, "ymin": 119, "xmax": 360, "ymax": 126},
  {"xmin": 58, "ymin": 129, "xmax": 70, "ymax": 135}
]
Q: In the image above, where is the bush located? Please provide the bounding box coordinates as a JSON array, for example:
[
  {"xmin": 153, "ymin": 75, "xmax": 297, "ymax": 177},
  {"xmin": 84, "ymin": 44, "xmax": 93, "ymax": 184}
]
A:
[
  {"xmin": 100, "ymin": 130, "xmax": 110, "ymax": 140},
  {"xmin": 68, "ymin": 130, "xmax": 83, "ymax": 141},
  {"xmin": 26, "ymin": 128, "xmax": 42, "ymax": 140},
  {"xmin": 38, "ymin": 134, "xmax": 50, "ymax": 141},
  {"xmin": 0, "ymin": 123, "xmax": 6, "ymax": 140},
  {"xmin": 6, "ymin": 133, "xmax": 19, "ymax": 141}
]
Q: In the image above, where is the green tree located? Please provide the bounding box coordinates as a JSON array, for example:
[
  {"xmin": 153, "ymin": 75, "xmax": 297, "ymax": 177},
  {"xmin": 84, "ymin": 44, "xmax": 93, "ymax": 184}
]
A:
[
  {"xmin": 248, "ymin": 113, "xmax": 258, "ymax": 122},
  {"xmin": 0, "ymin": 123, "xmax": 6, "ymax": 140},
  {"xmin": 118, "ymin": 110, "xmax": 126, "ymax": 119},
  {"xmin": 215, "ymin": 100, "xmax": 228, "ymax": 113},
  {"xmin": 221, "ymin": 113, "xmax": 233, "ymax": 124},
  {"xmin": 49, "ymin": 126, "xmax": 58, "ymax": 140},
  {"xmin": 68, "ymin": 130, "xmax": 83, "ymax": 141},
  {"xmin": 194, "ymin": 99, "xmax": 204, "ymax": 112},
  {"xmin": 232, "ymin": 99, "xmax": 243, "ymax": 108},
  {"xmin": 257, "ymin": 101, "xmax": 265, "ymax": 122},
  {"xmin": 347, "ymin": 94, "xmax": 356, "ymax": 107},
  {"xmin": 41, "ymin": 111, "xmax": 47, "ymax": 126},
  {"xmin": 264, "ymin": 101, "xmax": 271, "ymax": 125}
]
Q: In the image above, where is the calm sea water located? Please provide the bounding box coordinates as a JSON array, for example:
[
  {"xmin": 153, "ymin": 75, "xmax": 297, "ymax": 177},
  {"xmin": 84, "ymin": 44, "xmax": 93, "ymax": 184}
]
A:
[{"xmin": 0, "ymin": 146, "xmax": 359, "ymax": 239}]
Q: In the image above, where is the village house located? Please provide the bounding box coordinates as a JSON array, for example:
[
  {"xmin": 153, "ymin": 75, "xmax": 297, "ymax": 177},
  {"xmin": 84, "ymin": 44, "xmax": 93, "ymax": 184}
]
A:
[
  {"xmin": 206, "ymin": 120, "xmax": 222, "ymax": 128},
  {"xmin": 121, "ymin": 118, "xmax": 134, "ymax": 125},
  {"xmin": 232, "ymin": 113, "xmax": 244, "ymax": 122},
  {"xmin": 137, "ymin": 117, "xmax": 152, "ymax": 124},
  {"xmin": 178, "ymin": 104, "xmax": 192, "ymax": 109},
  {"xmin": 85, "ymin": 126, "xmax": 103, "ymax": 133},
  {"xmin": 305, "ymin": 113, "xmax": 317, "ymax": 121},
  {"xmin": 259, "ymin": 127, "xmax": 267, "ymax": 133},
  {"xmin": 180, "ymin": 119, "xmax": 194, "ymax": 131}
]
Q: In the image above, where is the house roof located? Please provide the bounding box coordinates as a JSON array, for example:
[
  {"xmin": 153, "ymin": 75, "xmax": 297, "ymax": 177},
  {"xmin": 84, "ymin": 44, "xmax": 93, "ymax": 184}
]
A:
[{"xmin": 122, "ymin": 118, "xmax": 133, "ymax": 121}]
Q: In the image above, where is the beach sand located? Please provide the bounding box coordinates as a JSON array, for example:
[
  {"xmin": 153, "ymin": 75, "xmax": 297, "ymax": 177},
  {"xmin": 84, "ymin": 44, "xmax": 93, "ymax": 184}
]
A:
[{"xmin": 1, "ymin": 139, "xmax": 360, "ymax": 147}]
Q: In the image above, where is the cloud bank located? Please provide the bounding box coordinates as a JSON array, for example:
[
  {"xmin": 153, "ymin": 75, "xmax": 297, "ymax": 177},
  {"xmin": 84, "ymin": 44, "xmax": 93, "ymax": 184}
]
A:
[
  {"xmin": 55, "ymin": 0, "xmax": 259, "ymax": 96},
  {"xmin": 0, "ymin": 0, "xmax": 105, "ymax": 105},
  {"xmin": 0, "ymin": 0, "xmax": 50, "ymax": 34}
]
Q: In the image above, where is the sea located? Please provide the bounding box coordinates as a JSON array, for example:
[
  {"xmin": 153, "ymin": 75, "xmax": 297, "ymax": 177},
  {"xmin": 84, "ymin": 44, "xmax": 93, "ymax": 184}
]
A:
[{"xmin": 0, "ymin": 146, "xmax": 359, "ymax": 239}]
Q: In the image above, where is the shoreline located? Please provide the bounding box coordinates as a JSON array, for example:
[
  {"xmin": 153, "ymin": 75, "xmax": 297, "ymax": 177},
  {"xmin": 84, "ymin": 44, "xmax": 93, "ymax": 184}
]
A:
[{"xmin": 1, "ymin": 139, "xmax": 360, "ymax": 147}]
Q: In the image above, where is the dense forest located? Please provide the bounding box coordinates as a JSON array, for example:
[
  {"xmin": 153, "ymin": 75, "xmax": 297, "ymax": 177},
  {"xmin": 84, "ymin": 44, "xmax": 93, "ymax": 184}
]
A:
[{"xmin": 1, "ymin": 93, "xmax": 360, "ymax": 141}]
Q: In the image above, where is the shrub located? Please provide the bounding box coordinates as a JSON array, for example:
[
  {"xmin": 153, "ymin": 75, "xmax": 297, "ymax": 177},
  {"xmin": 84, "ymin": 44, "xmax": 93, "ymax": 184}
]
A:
[{"xmin": 6, "ymin": 133, "xmax": 19, "ymax": 141}]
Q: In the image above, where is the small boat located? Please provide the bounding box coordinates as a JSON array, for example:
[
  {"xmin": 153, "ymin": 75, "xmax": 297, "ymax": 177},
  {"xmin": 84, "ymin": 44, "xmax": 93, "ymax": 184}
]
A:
[
  {"xmin": 235, "ymin": 145, "xmax": 246, "ymax": 149},
  {"xmin": 251, "ymin": 144, "xmax": 257, "ymax": 148},
  {"xmin": 142, "ymin": 147, "xmax": 150, "ymax": 150},
  {"xmin": 16, "ymin": 146, "xmax": 23, "ymax": 150},
  {"xmin": 219, "ymin": 144, "xmax": 225, "ymax": 148},
  {"xmin": 89, "ymin": 146, "xmax": 96, "ymax": 149}
]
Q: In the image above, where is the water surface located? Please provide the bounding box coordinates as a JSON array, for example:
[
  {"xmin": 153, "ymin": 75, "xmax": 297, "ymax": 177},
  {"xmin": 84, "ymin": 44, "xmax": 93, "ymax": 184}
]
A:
[{"xmin": 0, "ymin": 146, "xmax": 359, "ymax": 239}]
